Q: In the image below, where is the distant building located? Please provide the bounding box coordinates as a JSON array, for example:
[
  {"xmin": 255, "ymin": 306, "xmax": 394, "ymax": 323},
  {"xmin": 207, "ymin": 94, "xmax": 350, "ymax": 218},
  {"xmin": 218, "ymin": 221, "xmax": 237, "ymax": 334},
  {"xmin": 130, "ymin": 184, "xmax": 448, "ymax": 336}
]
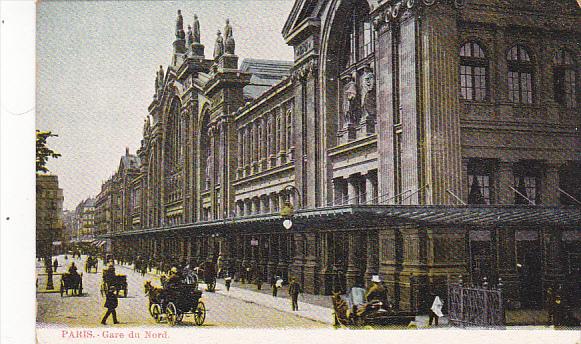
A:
[
  {"xmin": 36, "ymin": 174, "xmax": 64, "ymax": 258},
  {"xmin": 71, "ymin": 197, "xmax": 96, "ymax": 243}
]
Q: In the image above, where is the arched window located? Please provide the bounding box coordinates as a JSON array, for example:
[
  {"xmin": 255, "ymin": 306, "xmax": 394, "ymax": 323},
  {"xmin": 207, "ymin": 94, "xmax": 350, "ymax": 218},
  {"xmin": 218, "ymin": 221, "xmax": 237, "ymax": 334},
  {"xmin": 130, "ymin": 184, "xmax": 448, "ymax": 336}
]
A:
[
  {"xmin": 344, "ymin": 4, "xmax": 374, "ymax": 68},
  {"xmin": 553, "ymin": 49, "xmax": 576, "ymax": 108},
  {"xmin": 460, "ymin": 42, "xmax": 487, "ymax": 101},
  {"xmin": 286, "ymin": 110, "xmax": 293, "ymax": 150},
  {"xmin": 507, "ymin": 45, "xmax": 533, "ymax": 104},
  {"xmin": 266, "ymin": 117, "xmax": 273, "ymax": 157}
]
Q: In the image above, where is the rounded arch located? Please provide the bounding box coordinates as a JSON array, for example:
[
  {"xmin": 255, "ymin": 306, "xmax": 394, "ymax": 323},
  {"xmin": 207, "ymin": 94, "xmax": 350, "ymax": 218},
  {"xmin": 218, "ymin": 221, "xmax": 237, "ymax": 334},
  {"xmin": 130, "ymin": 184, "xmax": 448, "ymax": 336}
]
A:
[
  {"xmin": 319, "ymin": 0, "xmax": 373, "ymax": 147},
  {"xmin": 459, "ymin": 40, "xmax": 488, "ymax": 58},
  {"xmin": 505, "ymin": 44, "xmax": 535, "ymax": 63}
]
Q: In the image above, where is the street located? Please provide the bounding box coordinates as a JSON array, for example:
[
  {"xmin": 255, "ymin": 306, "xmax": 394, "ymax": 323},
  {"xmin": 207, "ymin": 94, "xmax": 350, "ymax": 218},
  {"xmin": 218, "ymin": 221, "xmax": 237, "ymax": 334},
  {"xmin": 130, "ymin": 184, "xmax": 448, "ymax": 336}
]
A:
[{"xmin": 36, "ymin": 255, "xmax": 327, "ymax": 328}]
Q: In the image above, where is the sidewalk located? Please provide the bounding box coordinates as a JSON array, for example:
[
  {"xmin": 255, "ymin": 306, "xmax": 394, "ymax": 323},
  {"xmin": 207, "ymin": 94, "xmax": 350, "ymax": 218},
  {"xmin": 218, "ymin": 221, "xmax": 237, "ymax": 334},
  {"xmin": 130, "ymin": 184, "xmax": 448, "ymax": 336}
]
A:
[
  {"xmin": 113, "ymin": 261, "xmax": 452, "ymax": 328},
  {"xmin": 214, "ymin": 281, "xmax": 334, "ymax": 325}
]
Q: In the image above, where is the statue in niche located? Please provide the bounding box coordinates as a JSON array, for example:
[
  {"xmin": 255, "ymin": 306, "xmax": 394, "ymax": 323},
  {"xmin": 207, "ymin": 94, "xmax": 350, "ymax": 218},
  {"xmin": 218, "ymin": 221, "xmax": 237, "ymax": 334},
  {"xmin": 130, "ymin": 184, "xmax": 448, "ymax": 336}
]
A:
[
  {"xmin": 342, "ymin": 71, "xmax": 358, "ymax": 125},
  {"xmin": 360, "ymin": 64, "xmax": 376, "ymax": 121},
  {"xmin": 205, "ymin": 147, "xmax": 212, "ymax": 188},
  {"xmin": 193, "ymin": 14, "xmax": 201, "ymax": 43},
  {"xmin": 224, "ymin": 19, "xmax": 235, "ymax": 55},
  {"xmin": 213, "ymin": 30, "xmax": 224, "ymax": 60}
]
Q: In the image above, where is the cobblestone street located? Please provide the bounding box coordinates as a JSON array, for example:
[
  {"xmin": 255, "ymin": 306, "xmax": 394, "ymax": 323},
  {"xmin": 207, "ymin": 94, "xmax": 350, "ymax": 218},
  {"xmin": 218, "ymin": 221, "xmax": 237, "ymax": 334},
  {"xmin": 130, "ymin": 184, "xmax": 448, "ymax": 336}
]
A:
[{"xmin": 36, "ymin": 255, "xmax": 327, "ymax": 328}]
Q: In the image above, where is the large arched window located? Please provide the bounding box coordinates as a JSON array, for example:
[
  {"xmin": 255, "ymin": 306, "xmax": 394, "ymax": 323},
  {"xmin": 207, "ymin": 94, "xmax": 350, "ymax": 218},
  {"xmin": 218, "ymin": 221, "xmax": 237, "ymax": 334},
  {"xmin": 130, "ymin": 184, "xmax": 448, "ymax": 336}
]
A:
[
  {"xmin": 553, "ymin": 49, "xmax": 577, "ymax": 108},
  {"xmin": 507, "ymin": 45, "xmax": 533, "ymax": 104},
  {"xmin": 344, "ymin": 4, "xmax": 374, "ymax": 68},
  {"xmin": 460, "ymin": 42, "xmax": 487, "ymax": 101}
]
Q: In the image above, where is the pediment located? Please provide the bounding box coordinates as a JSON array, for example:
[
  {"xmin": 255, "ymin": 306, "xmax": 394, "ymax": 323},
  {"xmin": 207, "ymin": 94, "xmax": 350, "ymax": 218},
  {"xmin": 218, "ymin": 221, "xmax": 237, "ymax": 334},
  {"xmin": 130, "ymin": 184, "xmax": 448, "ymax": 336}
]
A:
[
  {"xmin": 282, "ymin": 0, "xmax": 378, "ymax": 41},
  {"xmin": 282, "ymin": 0, "xmax": 323, "ymax": 39}
]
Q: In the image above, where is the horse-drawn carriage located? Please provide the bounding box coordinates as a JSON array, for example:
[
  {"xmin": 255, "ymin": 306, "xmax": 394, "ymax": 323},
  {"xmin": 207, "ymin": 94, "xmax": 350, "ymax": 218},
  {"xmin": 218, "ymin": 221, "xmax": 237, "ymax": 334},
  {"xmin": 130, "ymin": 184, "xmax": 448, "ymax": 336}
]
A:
[
  {"xmin": 60, "ymin": 272, "xmax": 83, "ymax": 297},
  {"xmin": 85, "ymin": 256, "xmax": 98, "ymax": 273},
  {"xmin": 331, "ymin": 289, "xmax": 415, "ymax": 327},
  {"xmin": 195, "ymin": 261, "xmax": 216, "ymax": 292},
  {"xmin": 144, "ymin": 280, "xmax": 206, "ymax": 326},
  {"xmin": 101, "ymin": 272, "xmax": 128, "ymax": 297}
]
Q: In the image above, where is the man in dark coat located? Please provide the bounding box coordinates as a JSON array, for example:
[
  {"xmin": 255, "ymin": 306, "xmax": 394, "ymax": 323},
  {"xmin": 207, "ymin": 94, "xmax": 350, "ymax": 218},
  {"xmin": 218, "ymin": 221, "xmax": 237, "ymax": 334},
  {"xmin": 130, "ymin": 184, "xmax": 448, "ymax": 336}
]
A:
[
  {"xmin": 288, "ymin": 278, "xmax": 302, "ymax": 311},
  {"xmin": 53, "ymin": 258, "xmax": 59, "ymax": 272},
  {"xmin": 101, "ymin": 286, "xmax": 119, "ymax": 325}
]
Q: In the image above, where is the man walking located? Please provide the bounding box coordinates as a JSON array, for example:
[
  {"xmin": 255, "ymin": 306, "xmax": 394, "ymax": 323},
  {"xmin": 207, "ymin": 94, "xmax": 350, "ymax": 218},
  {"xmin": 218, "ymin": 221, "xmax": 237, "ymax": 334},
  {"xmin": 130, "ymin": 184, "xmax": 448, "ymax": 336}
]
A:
[
  {"xmin": 53, "ymin": 258, "xmax": 59, "ymax": 272},
  {"xmin": 288, "ymin": 278, "xmax": 302, "ymax": 311},
  {"xmin": 101, "ymin": 286, "xmax": 119, "ymax": 325}
]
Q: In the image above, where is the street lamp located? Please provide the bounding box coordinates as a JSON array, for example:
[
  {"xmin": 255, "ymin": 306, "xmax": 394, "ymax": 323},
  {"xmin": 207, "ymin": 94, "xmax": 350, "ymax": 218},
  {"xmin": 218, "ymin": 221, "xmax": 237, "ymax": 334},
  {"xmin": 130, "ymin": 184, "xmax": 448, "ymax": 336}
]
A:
[{"xmin": 280, "ymin": 185, "xmax": 302, "ymax": 230}]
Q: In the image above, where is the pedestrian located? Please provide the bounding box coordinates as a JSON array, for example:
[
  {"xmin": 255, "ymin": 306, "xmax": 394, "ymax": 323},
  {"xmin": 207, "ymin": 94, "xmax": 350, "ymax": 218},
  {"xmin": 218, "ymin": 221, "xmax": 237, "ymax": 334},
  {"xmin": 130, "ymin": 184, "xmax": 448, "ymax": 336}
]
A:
[
  {"xmin": 429, "ymin": 294, "xmax": 444, "ymax": 326},
  {"xmin": 546, "ymin": 286, "xmax": 555, "ymax": 325},
  {"xmin": 271, "ymin": 276, "xmax": 279, "ymax": 297},
  {"xmin": 288, "ymin": 277, "xmax": 302, "ymax": 311},
  {"xmin": 225, "ymin": 275, "xmax": 232, "ymax": 292},
  {"xmin": 552, "ymin": 294, "xmax": 566, "ymax": 327},
  {"xmin": 101, "ymin": 286, "xmax": 119, "ymax": 325},
  {"xmin": 256, "ymin": 274, "xmax": 263, "ymax": 290},
  {"xmin": 53, "ymin": 258, "xmax": 58, "ymax": 272}
]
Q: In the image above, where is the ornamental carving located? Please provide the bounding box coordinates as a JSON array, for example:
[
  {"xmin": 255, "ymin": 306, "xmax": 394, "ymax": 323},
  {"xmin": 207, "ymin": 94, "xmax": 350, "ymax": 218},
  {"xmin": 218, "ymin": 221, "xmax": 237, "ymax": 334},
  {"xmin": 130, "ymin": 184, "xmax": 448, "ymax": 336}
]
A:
[
  {"xmin": 360, "ymin": 64, "xmax": 376, "ymax": 122},
  {"xmin": 373, "ymin": 0, "xmax": 456, "ymax": 30},
  {"xmin": 291, "ymin": 58, "xmax": 319, "ymax": 82}
]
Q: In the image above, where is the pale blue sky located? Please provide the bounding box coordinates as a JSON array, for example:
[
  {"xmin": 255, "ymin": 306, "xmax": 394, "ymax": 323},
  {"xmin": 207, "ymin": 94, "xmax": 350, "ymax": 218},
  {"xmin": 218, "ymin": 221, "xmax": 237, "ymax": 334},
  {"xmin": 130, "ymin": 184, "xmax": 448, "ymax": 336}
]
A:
[{"xmin": 36, "ymin": 0, "xmax": 295, "ymax": 210}]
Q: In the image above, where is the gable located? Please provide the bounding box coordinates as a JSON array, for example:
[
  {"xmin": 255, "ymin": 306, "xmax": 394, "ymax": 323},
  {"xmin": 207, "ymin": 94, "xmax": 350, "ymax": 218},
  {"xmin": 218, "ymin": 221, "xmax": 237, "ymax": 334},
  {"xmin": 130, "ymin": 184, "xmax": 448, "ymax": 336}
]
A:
[{"xmin": 282, "ymin": 0, "xmax": 321, "ymax": 39}]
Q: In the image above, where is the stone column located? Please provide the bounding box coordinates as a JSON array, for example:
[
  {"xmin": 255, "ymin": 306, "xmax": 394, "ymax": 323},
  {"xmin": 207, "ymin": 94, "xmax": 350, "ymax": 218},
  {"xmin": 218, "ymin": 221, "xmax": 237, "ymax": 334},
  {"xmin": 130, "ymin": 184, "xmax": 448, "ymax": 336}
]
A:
[
  {"xmin": 496, "ymin": 160, "xmax": 514, "ymax": 204},
  {"xmin": 280, "ymin": 106, "xmax": 287, "ymax": 162},
  {"xmin": 364, "ymin": 229, "xmax": 379, "ymax": 287},
  {"xmin": 543, "ymin": 162, "xmax": 561, "ymax": 206},
  {"xmin": 251, "ymin": 197, "xmax": 257, "ymax": 214},
  {"xmin": 462, "ymin": 158, "xmax": 470, "ymax": 203},
  {"xmin": 267, "ymin": 234, "xmax": 277, "ymax": 283},
  {"xmin": 365, "ymin": 173, "xmax": 378, "ymax": 204},
  {"xmin": 347, "ymin": 176, "xmax": 359, "ymax": 205},
  {"xmin": 269, "ymin": 193, "xmax": 276, "ymax": 213},
  {"xmin": 276, "ymin": 234, "xmax": 288, "ymax": 282},
  {"xmin": 319, "ymin": 232, "xmax": 334, "ymax": 295},
  {"xmin": 345, "ymin": 231, "xmax": 361, "ymax": 288}
]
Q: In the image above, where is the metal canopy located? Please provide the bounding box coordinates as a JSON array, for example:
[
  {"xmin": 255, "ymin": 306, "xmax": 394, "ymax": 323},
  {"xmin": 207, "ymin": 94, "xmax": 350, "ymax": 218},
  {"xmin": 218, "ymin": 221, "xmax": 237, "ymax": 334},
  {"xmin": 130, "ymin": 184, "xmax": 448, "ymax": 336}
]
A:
[{"xmin": 101, "ymin": 205, "xmax": 581, "ymax": 238}]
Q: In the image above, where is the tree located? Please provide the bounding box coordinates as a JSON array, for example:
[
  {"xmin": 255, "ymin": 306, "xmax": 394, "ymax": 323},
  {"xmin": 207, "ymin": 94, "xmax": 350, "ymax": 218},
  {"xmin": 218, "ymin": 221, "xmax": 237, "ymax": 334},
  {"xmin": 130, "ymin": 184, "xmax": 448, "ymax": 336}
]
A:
[{"xmin": 36, "ymin": 130, "xmax": 61, "ymax": 173}]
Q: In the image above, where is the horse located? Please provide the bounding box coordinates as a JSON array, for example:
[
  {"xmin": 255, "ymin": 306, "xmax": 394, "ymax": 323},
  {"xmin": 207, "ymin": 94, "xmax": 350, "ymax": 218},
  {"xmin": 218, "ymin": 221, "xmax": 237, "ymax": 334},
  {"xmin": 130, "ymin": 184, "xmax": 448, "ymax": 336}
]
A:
[{"xmin": 144, "ymin": 280, "xmax": 164, "ymax": 312}]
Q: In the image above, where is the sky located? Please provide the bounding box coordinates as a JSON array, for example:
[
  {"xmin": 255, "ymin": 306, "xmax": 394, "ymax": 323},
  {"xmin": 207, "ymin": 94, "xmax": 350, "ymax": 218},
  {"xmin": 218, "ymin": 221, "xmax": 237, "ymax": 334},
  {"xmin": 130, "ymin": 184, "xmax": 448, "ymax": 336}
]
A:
[{"xmin": 36, "ymin": 0, "xmax": 295, "ymax": 210}]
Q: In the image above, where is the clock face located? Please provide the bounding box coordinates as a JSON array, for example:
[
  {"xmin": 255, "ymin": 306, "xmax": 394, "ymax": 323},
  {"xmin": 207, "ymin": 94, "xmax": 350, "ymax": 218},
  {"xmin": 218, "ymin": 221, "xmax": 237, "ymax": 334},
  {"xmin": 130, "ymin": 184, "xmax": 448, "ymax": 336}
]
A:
[{"xmin": 283, "ymin": 219, "xmax": 293, "ymax": 230}]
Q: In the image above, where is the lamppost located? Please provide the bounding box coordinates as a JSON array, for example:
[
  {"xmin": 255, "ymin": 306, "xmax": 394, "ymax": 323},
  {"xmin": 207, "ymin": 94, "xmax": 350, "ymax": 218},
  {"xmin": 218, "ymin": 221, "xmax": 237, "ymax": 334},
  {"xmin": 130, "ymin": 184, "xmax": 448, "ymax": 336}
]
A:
[{"xmin": 280, "ymin": 185, "xmax": 302, "ymax": 230}]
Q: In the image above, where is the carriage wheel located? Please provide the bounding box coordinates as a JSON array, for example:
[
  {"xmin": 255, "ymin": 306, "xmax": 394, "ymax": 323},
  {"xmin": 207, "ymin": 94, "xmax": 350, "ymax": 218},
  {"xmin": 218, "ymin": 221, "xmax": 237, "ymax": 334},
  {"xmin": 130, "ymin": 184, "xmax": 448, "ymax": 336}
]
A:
[
  {"xmin": 176, "ymin": 313, "xmax": 184, "ymax": 324},
  {"xmin": 166, "ymin": 302, "xmax": 177, "ymax": 326},
  {"xmin": 123, "ymin": 287, "xmax": 128, "ymax": 297},
  {"xmin": 194, "ymin": 301, "xmax": 206, "ymax": 326},
  {"xmin": 150, "ymin": 304, "xmax": 162, "ymax": 323}
]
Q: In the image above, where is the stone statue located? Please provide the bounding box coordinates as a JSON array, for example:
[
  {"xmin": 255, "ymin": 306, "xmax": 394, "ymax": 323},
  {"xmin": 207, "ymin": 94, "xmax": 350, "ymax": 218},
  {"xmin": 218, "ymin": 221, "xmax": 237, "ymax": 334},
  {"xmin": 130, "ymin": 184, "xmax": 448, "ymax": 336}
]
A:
[
  {"xmin": 214, "ymin": 30, "xmax": 224, "ymax": 59},
  {"xmin": 186, "ymin": 25, "xmax": 193, "ymax": 47},
  {"xmin": 193, "ymin": 14, "xmax": 201, "ymax": 43},
  {"xmin": 224, "ymin": 19, "xmax": 235, "ymax": 55},
  {"xmin": 224, "ymin": 18, "xmax": 233, "ymax": 40},
  {"xmin": 176, "ymin": 10, "xmax": 185, "ymax": 40},
  {"xmin": 157, "ymin": 65, "xmax": 164, "ymax": 90},
  {"xmin": 360, "ymin": 65, "xmax": 376, "ymax": 120},
  {"xmin": 343, "ymin": 72, "xmax": 358, "ymax": 125}
]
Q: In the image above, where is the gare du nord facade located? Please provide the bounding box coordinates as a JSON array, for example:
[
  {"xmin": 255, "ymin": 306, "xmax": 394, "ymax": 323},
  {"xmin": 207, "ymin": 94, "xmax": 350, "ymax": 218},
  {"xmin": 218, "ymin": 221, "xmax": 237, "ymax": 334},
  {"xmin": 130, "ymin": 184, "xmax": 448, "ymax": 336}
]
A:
[{"xmin": 99, "ymin": 0, "xmax": 581, "ymax": 312}]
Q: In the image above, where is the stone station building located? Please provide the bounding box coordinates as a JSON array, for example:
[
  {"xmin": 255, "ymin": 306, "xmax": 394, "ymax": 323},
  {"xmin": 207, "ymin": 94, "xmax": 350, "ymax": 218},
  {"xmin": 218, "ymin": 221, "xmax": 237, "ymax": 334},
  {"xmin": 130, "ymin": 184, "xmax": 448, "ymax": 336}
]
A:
[{"xmin": 100, "ymin": 0, "xmax": 580, "ymax": 312}]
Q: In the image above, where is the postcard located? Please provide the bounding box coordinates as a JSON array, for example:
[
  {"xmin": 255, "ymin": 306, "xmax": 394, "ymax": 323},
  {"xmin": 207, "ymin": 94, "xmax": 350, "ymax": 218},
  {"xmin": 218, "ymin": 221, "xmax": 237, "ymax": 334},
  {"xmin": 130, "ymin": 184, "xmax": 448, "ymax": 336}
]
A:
[{"xmin": 2, "ymin": 0, "xmax": 581, "ymax": 343}]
